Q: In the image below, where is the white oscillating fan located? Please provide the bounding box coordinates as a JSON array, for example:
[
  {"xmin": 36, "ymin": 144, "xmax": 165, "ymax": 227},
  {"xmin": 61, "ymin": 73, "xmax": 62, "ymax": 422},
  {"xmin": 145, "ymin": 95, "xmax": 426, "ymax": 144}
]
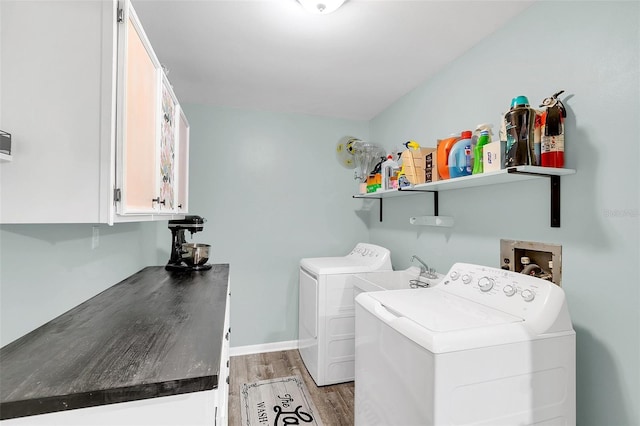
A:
[{"xmin": 335, "ymin": 136, "xmax": 359, "ymax": 169}]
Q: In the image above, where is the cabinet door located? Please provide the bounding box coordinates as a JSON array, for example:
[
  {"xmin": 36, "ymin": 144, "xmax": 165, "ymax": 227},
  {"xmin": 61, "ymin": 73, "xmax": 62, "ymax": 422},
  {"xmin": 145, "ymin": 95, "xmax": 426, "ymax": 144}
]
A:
[
  {"xmin": 158, "ymin": 76, "xmax": 178, "ymax": 211},
  {"xmin": 117, "ymin": 5, "xmax": 161, "ymax": 214},
  {"xmin": 216, "ymin": 286, "xmax": 231, "ymax": 426},
  {"xmin": 176, "ymin": 107, "xmax": 190, "ymax": 213},
  {"xmin": 0, "ymin": 0, "xmax": 116, "ymax": 224}
]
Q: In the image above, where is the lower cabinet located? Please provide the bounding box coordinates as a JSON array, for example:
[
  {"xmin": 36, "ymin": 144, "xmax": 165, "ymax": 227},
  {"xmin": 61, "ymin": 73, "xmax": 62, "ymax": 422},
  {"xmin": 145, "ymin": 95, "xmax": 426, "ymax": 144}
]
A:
[
  {"xmin": 1, "ymin": 266, "xmax": 231, "ymax": 425},
  {"xmin": 1, "ymin": 390, "xmax": 218, "ymax": 426},
  {"xmin": 215, "ymin": 285, "xmax": 232, "ymax": 426},
  {"xmin": 2, "ymin": 332, "xmax": 228, "ymax": 425}
]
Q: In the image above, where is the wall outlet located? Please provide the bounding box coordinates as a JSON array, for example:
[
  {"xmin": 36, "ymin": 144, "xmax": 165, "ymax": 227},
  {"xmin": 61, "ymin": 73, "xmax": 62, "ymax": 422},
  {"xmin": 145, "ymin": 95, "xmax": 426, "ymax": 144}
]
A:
[
  {"xmin": 92, "ymin": 226, "xmax": 99, "ymax": 249},
  {"xmin": 500, "ymin": 239, "xmax": 562, "ymax": 286}
]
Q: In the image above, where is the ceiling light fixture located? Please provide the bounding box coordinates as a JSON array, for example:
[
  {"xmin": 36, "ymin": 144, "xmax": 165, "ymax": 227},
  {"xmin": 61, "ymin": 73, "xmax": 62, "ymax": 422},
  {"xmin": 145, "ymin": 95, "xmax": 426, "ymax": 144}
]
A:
[{"xmin": 297, "ymin": 0, "xmax": 346, "ymax": 15}]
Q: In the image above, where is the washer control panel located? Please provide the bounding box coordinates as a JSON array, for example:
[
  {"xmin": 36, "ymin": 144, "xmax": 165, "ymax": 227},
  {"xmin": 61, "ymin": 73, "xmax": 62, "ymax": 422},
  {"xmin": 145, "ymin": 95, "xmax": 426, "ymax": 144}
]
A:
[
  {"xmin": 346, "ymin": 243, "xmax": 393, "ymax": 268},
  {"xmin": 348, "ymin": 243, "xmax": 388, "ymax": 259},
  {"xmin": 440, "ymin": 262, "xmax": 568, "ymax": 327}
]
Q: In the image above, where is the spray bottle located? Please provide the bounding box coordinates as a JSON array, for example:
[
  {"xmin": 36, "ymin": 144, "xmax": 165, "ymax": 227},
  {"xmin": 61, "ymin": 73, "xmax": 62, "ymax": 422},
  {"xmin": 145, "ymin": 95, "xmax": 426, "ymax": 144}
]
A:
[
  {"xmin": 471, "ymin": 124, "xmax": 493, "ymax": 174},
  {"xmin": 472, "ymin": 129, "xmax": 492, "ymax": 174},
  {"xmin": 471, "ymin": 123, "xmax": 491, "ymax": 154}
]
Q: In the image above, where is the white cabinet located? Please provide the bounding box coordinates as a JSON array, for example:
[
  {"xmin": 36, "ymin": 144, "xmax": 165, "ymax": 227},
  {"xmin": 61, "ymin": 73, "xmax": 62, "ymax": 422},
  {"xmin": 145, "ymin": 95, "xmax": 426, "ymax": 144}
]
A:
[
  {"xmin": 0, "ymin": 0, "xmax": 189, "ymax": 225},
  {"xmin": 117, "ymin": 6, "xmax": 161, "ymax": 215},
  {"xmin": 157, "ymin": 75, "xmax": 190, "ymax": 214},
  {"xmin": 157, "ymin": 75, "xmax": 179, "ymax": 212},
  {"xmin": 0, "ymin": 391, "xmax": 217, "ymax": 426},
  {"xmin": 216, "ymin": 286, "xmax": 231, "ymax": 426},
  {"xmin": 116, "ymin": 6, "xmax": 186, "ymax": 216},
  {"xmin": 176, "ymin": 108, "xmax": 190, "ymax": 213}
]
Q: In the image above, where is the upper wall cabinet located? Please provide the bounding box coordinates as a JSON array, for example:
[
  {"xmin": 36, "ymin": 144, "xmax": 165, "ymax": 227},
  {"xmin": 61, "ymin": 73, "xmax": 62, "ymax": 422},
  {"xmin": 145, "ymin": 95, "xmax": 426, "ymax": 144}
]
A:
[
  {"xmin": 116, "ymin": 6, "xmax": 188, "ymax": 216},
  {"xmin": 176, "ymin": 108, "xmax": 190, "ymax": 214},
  {"xmin": 0, "ymin": 0, "xmax": 189, "ymax": 225}
]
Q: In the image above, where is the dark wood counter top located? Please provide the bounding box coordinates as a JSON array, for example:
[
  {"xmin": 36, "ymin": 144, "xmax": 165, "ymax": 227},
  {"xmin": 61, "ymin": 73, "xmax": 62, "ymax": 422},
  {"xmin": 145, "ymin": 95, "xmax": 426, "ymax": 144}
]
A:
[{"xmin": 0, "ymin": 264, "xmax": 230, "ymax": 420}]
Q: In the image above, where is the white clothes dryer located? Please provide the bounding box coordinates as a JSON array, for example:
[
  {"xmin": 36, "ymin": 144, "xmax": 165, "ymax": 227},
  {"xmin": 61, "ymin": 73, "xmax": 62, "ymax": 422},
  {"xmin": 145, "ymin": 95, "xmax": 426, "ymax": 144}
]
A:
[
  {"xmin": 298, "ymin": 243, "xmax": 392, "ymax": 386},
  {"xmin": 355, "ymin": 262, "xmax": 575, "ymax": 426}
]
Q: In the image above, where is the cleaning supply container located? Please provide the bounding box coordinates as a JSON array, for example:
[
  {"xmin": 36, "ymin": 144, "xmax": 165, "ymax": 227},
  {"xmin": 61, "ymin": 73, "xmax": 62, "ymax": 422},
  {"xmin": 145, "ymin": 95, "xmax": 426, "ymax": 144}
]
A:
[
  {"xmin": 472, "ymin": 130, "xmax": 491, "ymax": 174},
  {"xmin": 448, "ymin": 131, "xmax": 473, "ymax": 178},
  {"xmin": 380, "ymin": 155, "xmax": 400, "ymax": 190},
  {"xmin": 436, "ymin": 135, "xmax": 459, "ymax": 179},
  {"xmin": 504, "ymin": 96, "xmax": 537, "ymax": 167}
]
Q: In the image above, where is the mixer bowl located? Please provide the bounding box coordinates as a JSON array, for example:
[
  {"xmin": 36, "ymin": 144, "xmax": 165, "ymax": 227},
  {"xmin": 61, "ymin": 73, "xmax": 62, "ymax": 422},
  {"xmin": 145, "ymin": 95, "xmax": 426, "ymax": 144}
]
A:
[{"xmin": 181, "ymin": 243, "xmax": 210, "ymax": 267}]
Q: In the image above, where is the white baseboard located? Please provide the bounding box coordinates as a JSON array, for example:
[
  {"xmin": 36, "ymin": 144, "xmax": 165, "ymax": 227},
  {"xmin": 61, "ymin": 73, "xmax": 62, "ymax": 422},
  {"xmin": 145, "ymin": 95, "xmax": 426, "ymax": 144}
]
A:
[{"xmin": 229, "ymin": 340, "xmax": 298, "ymax": 357}]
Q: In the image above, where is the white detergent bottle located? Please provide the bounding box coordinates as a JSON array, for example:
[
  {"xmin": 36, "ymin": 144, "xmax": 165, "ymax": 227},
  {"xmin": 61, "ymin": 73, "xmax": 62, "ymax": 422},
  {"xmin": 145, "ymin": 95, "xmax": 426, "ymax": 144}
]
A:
[{"xmin": 381, "ymin": 155, "xmax": 399, "ymax": 190}]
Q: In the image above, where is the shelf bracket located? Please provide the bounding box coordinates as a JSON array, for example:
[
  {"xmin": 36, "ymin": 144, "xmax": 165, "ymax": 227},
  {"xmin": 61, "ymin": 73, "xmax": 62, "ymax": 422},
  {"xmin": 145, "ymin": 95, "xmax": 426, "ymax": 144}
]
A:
[
  {"xmin": 353, "ymin": 188, "xmax": 439, "ymax": 222},
  {"xmin": 352, "ymin": 194, "xmax": 384, "ymax": 222},
  {"xmin": 507, "ymin": 168, "xmax": 561, "ymax": 227},
  {"xmin": 399, "ymin": 187, "xmax": 439, "ymax": 216},
  {"xmin": 550, "ymin": 175, "xmax": 560, "ymax": 227},
  {"xmin": 434, "ymin": 191, "xmax": 439, "ymax": 216}
]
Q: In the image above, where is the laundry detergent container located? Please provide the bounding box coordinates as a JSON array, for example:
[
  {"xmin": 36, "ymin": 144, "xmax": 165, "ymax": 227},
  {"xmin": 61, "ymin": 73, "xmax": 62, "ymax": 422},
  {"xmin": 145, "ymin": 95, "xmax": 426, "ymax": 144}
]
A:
[
  {"xmin": 448, "ymin": 131, "xmax": 473, "ymax": 178},
  {"xmin": 437, "ymin": 136, "xmax": 459, "ymax": 179}
]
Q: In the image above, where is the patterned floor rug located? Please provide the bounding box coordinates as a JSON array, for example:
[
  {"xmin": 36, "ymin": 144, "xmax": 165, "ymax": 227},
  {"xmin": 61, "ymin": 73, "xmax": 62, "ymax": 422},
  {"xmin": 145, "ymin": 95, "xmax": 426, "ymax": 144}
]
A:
[{"xmin": 240, "ymin": 375, "xmax": 324, "ymax": 426}]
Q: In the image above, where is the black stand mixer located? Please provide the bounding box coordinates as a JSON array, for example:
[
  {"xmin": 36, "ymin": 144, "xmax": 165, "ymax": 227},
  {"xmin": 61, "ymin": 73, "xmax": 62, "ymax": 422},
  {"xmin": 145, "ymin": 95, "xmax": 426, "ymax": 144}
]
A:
[{"xmin": 166, "ymin": 215, "xmax": 212, "ymax": 271}]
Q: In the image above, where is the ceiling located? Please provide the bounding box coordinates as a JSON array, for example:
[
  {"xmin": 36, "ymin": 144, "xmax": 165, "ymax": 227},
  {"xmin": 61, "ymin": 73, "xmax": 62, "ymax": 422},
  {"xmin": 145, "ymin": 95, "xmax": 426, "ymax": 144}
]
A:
[{"xmin": 132, "ymin": 0, "xmax": 534, "ymax": 121}]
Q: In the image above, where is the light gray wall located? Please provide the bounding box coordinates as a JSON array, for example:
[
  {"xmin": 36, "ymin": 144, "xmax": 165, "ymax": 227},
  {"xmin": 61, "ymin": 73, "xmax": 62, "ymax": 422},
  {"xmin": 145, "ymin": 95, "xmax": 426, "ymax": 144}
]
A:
[
  {"xmin": 0, "ymin": 106, "xmax": 370, "ymax": 348},
  {"xmin": 0, "ymin": 223, "xmax": 159, "ymax": 345},
  {"xmin": 169, "ymin": 106, "xmax": 371, "ymax": 347},
  {"xmin": 367, "ymin": 2, "xmax": 639, "ymax": 425},
  {"xmin": 1, "ymin": 1, "xmax": 637, "ymax": 424}
]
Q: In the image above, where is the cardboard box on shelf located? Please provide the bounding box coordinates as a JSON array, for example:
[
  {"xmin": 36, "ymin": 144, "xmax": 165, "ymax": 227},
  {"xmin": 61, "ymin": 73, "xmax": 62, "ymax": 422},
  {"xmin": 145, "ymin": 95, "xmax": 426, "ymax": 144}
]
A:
[
  {"xmin": 425, "ymin": 149, "xmax": 439, "ymax": 182},
  {"xmin": 483, "ymin": 140, "xmax": 504, "ymax": 172},
  {"xmin": 366, "ymin": 173, "xmax": 382, "ymax": 193},
  {"xmin": 402, "ymin": 148, "xmax": 437, "ymax": 184}
]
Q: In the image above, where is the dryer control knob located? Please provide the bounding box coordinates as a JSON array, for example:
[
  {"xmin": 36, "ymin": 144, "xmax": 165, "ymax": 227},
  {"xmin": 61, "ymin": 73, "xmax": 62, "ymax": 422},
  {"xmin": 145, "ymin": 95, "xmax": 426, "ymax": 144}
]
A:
[
  {"xmin": 462, "ymin": 274, "xmax": 472, "ymax": 284},
  {"xmin": 503, "ymin": 284, "xmax": 517, "ymax": 297},
  {"xmin": 521, "ymin": 289, "xmax": 535, "ymax": 302},
  {"xmin": 450, "ymin": 271, "xmax": 460, "ymax": 280},
  {"xmin": 478, "ymin": 277, "xmax": 494, "ymax": 292}
]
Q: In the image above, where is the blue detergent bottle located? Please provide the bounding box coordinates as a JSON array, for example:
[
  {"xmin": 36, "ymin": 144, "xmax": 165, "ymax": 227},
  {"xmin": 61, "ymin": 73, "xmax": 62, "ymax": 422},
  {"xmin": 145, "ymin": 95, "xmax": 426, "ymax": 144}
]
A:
[{"xmin": 448, "ymin": 130, "xmax": 473, "ymax": 178}]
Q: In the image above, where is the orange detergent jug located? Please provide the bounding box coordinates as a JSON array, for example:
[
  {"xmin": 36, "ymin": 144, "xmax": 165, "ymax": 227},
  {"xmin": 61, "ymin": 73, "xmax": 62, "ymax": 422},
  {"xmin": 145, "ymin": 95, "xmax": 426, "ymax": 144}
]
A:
[{"xmin": 437, "ymin": 136, "xmax": 459, "ymax": 179}]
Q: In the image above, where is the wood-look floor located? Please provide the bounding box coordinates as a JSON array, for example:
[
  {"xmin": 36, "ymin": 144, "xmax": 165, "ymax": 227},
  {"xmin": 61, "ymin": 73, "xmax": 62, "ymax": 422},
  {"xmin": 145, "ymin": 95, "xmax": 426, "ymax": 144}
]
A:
[{"xmin": 228, "ymin": 350, "xmax": 355, "ymax": 425}]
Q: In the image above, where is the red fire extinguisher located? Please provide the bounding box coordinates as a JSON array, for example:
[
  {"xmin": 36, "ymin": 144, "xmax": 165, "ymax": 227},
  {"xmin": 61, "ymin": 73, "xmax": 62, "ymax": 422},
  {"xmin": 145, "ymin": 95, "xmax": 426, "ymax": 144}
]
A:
[{"xmin": 539, "ymin": 90, "xmax": 567, "ymax": 168}]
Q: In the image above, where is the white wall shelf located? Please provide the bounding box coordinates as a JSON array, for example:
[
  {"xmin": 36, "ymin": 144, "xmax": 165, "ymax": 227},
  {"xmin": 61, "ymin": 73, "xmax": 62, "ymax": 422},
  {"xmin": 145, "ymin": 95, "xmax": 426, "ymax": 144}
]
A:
[
  {"xmin": 410, "ymin": 215, "xmax": 455, "ymax": 227},
  {"xmin": 352, "ymin": 166, "xmax": 576, "ymax": 227}
]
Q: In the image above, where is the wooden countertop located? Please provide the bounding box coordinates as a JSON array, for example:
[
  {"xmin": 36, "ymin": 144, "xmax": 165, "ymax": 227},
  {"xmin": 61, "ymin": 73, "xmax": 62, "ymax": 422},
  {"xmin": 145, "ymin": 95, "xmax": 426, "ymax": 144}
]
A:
[{"xmin": 0, "ymin": 264, "xmax": 230, "ymax": 420}]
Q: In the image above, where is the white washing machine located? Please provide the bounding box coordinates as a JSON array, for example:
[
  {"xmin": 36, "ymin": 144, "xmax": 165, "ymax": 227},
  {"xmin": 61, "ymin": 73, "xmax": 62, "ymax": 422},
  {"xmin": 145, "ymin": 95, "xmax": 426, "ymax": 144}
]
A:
[
  {"xmin": 298, "ymin": 243, "xmax": 392, "ymax": 386},
  {"xmin": 355, "ymin": 262, "xmax": 575, "ymax": 426}
]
